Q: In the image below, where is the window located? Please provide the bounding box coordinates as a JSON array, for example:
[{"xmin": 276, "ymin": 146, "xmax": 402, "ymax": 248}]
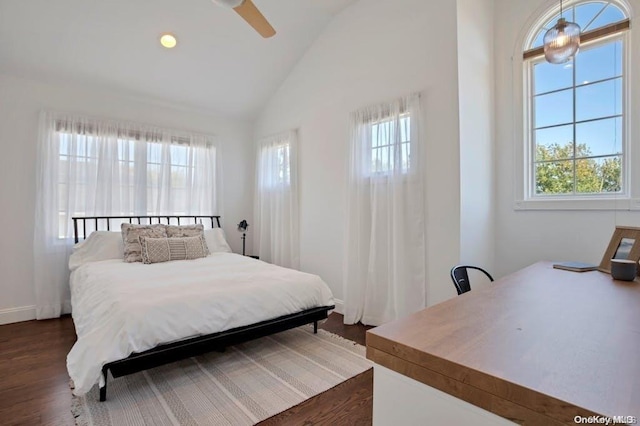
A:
[
  {"xmin": 370, "ymin": 114, "xmax": 411, "ymax": 174},
  {"xmin": 51, "ymin": 117, "xmax": 219, "ymax": 238},
  {"xmin": 274, "ymin": 143, "xmax": 291, "ymax": 186},
  {"xmin": 522, "ymin": 1, "xmax": 629, "ymax": 201},
  {"xmin": 257, "ymin": 137, "xmax": 293, "ymax": 189},
  {"xmin": 57, "ymin": 133, "xmax": 206, "ymax": 237}
]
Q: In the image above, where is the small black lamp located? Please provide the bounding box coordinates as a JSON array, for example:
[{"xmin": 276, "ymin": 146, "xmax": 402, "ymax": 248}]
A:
[{"xmin": 237, "ymin": 220, "xmax": 249, "ymax": 256}]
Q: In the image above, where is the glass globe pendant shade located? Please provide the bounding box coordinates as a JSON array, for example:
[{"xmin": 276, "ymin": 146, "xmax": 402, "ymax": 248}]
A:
[{"xmin": 544, "ymin": 18, "xmax": 581, "ymax": 64}]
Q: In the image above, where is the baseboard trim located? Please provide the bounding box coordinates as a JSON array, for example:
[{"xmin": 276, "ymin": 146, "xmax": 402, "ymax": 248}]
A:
[
  {"xmin": 0, "ymin": 305, "xmax": 36, "ymax": 325},
  {"xmin": 333, "ymin": 298, "xmax": 344, "ymax": 315}
]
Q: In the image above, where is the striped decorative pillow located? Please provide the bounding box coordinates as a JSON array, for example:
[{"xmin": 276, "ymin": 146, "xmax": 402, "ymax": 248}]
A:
[{"xmin": 139, "ymin": 235, "xmax": 209, "ymax": 264}]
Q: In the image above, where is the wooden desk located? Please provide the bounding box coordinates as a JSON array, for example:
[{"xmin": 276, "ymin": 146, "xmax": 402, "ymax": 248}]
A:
[{"xmin": 367, "ymin": 262, "xmax": 640, "ymax": 425}]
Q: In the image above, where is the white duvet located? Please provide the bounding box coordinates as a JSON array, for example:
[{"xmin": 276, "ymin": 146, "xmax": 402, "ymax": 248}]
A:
[{"xmin": 67, "ymin": 253, "xmax": 334, "ymax": 395}]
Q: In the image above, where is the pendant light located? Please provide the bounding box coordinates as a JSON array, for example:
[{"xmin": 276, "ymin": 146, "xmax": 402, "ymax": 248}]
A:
[{"xmin": 543, "ymin": 0, "xmax": 581, "ymax": 64}]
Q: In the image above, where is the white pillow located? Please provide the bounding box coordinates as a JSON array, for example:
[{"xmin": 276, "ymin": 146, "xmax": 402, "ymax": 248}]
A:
[
  {"xmin": 69, "ymin": 231, "xmax": 124, "ymax": 271},
  {"xmin": 204, "ymin": 228, "xmax": 232, "ymax": 253}
]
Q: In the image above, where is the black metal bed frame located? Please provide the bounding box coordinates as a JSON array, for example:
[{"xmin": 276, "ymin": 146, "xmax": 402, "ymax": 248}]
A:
[
  {"xmin": 72, "ymin": 215, "xmax": 222, "ymax": 244},
  {"xmin": 71, "ymin": 215, "xmax": 334, "ymax": 402}
]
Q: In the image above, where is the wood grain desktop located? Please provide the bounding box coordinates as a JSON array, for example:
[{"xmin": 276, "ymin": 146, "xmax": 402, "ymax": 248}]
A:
[{"xmin": 367, "ymin": 262, "xmax": 640, "ymax": 425}]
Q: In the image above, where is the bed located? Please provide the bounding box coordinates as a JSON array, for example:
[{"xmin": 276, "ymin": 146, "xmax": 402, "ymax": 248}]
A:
[{"xmin": 67, "ymin": 215, "xmax": 335, "ymax": 401}]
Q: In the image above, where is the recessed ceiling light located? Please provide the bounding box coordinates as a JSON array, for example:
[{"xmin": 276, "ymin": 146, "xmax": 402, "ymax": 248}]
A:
[{"xmin": 160, "ymin": 33, "xmax": 177, "ymax": 49}]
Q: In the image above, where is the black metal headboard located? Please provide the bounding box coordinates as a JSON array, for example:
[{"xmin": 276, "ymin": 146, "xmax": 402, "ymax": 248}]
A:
[{"xmin": 72, "ymin": 215, "xmax": 222, "ymax": 244}]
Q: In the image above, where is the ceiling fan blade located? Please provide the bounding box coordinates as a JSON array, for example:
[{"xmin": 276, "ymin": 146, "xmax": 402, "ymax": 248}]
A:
[{"xmin": 233, "ymin": 0, "xmax": 276, "ymax": 38}]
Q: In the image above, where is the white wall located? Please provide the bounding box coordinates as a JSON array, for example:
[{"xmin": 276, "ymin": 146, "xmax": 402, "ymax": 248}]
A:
[
  {"xmin": 0, "ymin": 73, "xmax": 254, "ymax": 324},
  {"xmin": 494, "ymin": 0, "xmax": 640, "ymax": 278},
  {"xmin": 457, "ymin": 0, "xmax": 496, "ymax": 280},
  {"xmin": 254, "ymin": 0, "xmax": 462, "ymax": 308}
]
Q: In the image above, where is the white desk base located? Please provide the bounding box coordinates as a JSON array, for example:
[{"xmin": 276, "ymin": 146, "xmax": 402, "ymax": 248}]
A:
[{"xmin": 372, "ymin": 364, "xmax": 516, "ymax": 426}]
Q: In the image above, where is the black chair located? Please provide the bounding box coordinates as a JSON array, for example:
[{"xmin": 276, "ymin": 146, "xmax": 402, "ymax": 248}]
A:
[{"xmin": 450, "ymin": 265, "xmax": 494, "ymax": 295}]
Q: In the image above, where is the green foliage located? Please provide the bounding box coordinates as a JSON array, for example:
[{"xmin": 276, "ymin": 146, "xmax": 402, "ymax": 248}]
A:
[{"xmin": 535, "ymin": 143, "xmax": 621, "ymax": 195}]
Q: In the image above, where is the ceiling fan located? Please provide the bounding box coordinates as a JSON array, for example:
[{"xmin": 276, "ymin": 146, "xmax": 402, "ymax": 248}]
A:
[{"xmin": 211, "ymin": 0, "xmax": 276, "ymax": 38}]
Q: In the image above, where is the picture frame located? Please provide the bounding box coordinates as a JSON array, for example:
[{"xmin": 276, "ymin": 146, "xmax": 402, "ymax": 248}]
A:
[{"xmin": 598, "ymin": 226, "xmax": 640, "ymax": 274}]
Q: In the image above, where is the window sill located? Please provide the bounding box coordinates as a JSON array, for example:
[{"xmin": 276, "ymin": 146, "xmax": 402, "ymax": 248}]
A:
[{"xmin": 514, "ymin": 197, "xmax": 640, "ymax": 211}]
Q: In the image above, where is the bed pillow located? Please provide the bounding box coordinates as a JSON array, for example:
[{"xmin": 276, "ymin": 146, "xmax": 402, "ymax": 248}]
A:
[
  {"xmin": 204, "ymin": 228, "xmax": 232, "ymax": 253},
  {"xmin": 121, "ymin": 223, "xmax": 167, "ymax": 263},
  {"xmin": 166, "ymin": 224, "xmax": 205, "ymax": 238},
  {"xmin": 166, "ymin": 224, "xmax": 210, "ymax": 254},
  {"xmin": 139, "ymin": 236, "xmax": 209, "ymax": 264},
  {"xmin": 69, "ymin": 231, "xmax": 124, "ymax": 271}
]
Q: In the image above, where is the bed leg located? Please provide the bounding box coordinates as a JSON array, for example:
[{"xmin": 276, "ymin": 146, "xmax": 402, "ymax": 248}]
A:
[
  {"xmin": 314, "ymin": 321, "xmax": 318, "ymax": 334},
  {"xmin": 99, "ymin": 368, "xmax": 108, "ymax": 402}
]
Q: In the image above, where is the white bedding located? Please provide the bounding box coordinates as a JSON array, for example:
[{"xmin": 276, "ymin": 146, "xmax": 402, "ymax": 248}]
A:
[{"xmin": 67, "ymin": 253, "xmax": 334, "ymax": 395}]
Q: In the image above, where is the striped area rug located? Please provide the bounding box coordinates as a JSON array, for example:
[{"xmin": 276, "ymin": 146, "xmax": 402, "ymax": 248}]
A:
[{"xmin": 71, "ymin": 326, "xmax": 372, "ymax": 425}]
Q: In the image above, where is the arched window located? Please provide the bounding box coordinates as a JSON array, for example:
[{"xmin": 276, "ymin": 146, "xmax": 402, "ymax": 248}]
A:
[{"xmin": 522, "ymin": 1, "xmax": 630, "ymax": 198}]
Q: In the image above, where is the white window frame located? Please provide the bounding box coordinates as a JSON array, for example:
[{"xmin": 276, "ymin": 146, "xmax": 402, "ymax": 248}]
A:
[
  {"xmin": 367, "ymin": 112, "xmax": 412, "ymax": 177},
  {"xmin": 515, "ymin": 0, "xmax": 635, "ymax": 211},
  {"xmin": 273, "ymin": 142, "xmax": 292, "ymax": 187},
  {"xmin": 55, "ymin": 129, "xmax": 216, "ymax": 238},
  {"xmin": 258, "ymin": 141, "xmax": 292, "ymax": 190}
]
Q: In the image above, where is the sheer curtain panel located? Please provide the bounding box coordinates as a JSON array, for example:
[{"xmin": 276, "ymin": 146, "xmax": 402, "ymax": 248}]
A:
[
  {"xmin": 343, "ymin": 94, "xmax": 426, "ymax": 326},
  {"xmin": 254, "ymin": 130, "xmax": 299, "ymax": 269},
  {"xmin": 33, "ymin": 112, "xmax": 222, "ymax": 319}
]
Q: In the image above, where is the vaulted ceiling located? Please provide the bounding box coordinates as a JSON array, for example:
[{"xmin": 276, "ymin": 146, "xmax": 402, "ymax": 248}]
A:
[{"xmin": 0, "ymin": 0, "xmax": 357, "ymax": 118}]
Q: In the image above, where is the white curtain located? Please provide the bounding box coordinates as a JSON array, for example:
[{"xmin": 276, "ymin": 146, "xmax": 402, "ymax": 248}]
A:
[
  {"xmin": 34, "ymin": 111, "xmax": 222, "ymax": 319},
  {"xmin": 254, "ymin": 130, "xmax": 299, "ymax": 269},
  {"xmin": 343, "ymin": 94, "xmax": 426, "ymax": 326}
]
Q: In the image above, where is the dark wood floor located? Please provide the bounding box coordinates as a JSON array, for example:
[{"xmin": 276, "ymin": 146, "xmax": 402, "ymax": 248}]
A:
[
  {"xmin": 0, "ymin": 316, "xmax": 77, "ymax": 426},
  {"xmin": 0, "ymin": 313, "xmax": 373, "ymax": 426}
]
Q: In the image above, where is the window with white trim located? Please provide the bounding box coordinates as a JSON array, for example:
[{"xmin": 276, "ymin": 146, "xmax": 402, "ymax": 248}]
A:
[
  {"xmin": 57, "ymin": 134, "xmax": 206, "ymax": 237},
  {"xmin": 53, "ymin": 118, "xmax": 219, "ymax": 239},
  {"xmin": 257, "ymin": 138, "xmax": 293, "ymax": 189},
  {"xmin": 523, "ymin": 1, "xmax": 629, "ymax": 199},
  {"xmin": 370, "ymin": 113, "xmax": 411, "ymax": 175},
  {"xmin": 273, "ymin": 143, "xmax": 292, "ymax": 186}
]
